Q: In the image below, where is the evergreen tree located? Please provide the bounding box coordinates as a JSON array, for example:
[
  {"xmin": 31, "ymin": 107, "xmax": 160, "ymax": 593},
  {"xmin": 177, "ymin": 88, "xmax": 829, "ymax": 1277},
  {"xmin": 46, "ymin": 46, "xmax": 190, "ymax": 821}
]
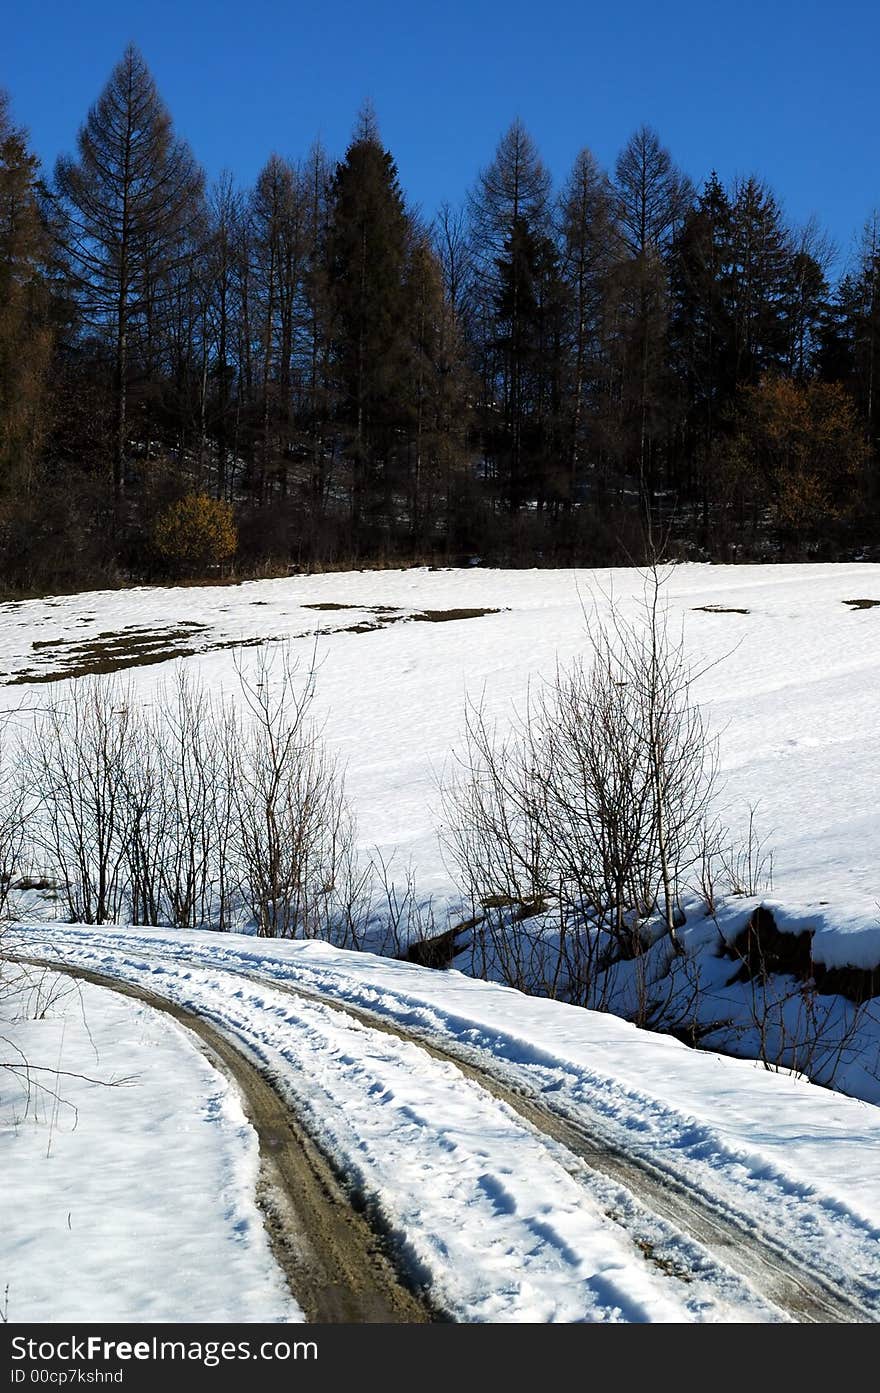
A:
[
  {"xmin": 490, "ymin": 217, "xmax": 566, "ymax": 507},
  {"xmin": 401, "ymin": 232, "xmax": 470, "ymax": 542},
  {"xmin": 727, "ymin": 176, "xmax": 791, "ymax": 387},
  {"xmin": 848, "ymin": 218, "xmax": 880, "ymax": 445},
  {"xmin": 668, "ymin": 172, "xmax": 736, "ymax": 524},
  {"xmin": 327, "ymin": 109, "xmax": 412, "ymax": 538},
  {"xmin": 784, "ymin": 221, "xmax": 831, "ymax": 380}
]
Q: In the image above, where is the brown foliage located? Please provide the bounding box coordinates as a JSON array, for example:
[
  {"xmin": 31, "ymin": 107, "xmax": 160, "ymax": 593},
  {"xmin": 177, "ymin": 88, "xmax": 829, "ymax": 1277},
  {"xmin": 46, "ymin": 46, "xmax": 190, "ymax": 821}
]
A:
[
  {"xmin": 0, "ymin": 92, "xmax": 53, "ymax": 496},
  {"xmin": 153, "ymin": 493, "xmax": 237, "ymax": 576},
  {"xmin": 727, "ymin": 377, "xmax": 869, "ymax": 542}
]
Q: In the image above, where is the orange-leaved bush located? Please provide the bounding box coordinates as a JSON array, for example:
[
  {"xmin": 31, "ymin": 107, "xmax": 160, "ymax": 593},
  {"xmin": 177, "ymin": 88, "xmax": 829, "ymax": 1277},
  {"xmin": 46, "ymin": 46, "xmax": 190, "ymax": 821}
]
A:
[{"xmin": 153, "ymin": 493, "xmax": 237, "ymax": 575}]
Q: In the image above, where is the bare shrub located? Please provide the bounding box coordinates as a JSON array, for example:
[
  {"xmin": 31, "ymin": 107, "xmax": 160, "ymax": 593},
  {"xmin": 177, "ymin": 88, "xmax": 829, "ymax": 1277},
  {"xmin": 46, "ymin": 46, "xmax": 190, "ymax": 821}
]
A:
[
  {"xmin": 0, "ymin": 727, "xmax": 28, "ymax": 924},
  {"xmin": 13, "ymin": 648, "xmax": 363, "ymax": 943},
  {"xmin": 721, "ymin": 805, "xmax": 774, "ymax": 897},
  {"xmin": 119, "ymin": 672, "xmax": 240, "ymax": 929},
  {"xmin": 21, "ymin": 679, "xmax": 133, "ymax": 923},
  {"xmin": 726, "ymin": 924, "xmax": 876, "ymax": 1091},
  {"xmin": 442, "ymin": 567, "xmax": 718, "ymax": 1004},
  {"xmin": 154, "ymin": 672, "xmax": 236, "ymax": 929},
  {"xmin": 367, "ymin": 851, "xmax": 437, "ymax": 958},
  {"xmin": 231, "ymin": 646, "xmax": 363, "ymax": 942}
]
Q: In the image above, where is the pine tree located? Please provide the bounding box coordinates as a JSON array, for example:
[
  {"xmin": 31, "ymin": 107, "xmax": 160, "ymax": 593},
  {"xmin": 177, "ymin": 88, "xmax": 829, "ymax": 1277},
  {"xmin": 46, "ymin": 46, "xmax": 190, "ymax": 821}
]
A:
[
  {"xmin": 326, "ymin": 109, "xmax": 411, "ymax": 538},
  {"xmin": 53, "ymin": 45, "xmax": 204, "ymax": 500},
  {"xmin": 727, "ymin": 176, "xmax": 791, "ymax": 386}
]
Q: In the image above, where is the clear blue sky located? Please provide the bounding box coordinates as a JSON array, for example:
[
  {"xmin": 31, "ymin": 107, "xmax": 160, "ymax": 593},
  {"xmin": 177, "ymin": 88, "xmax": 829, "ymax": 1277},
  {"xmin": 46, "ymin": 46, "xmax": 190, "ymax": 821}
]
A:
[{"xmin": 5, "ymin": 0, "xmax": 878, "ymax": 271}]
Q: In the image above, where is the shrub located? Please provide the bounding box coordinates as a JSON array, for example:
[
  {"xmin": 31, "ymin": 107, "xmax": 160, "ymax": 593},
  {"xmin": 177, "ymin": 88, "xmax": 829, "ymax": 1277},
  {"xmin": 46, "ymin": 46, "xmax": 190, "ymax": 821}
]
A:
[
  {"xmin": 153, "ymin": 493, "xmax": 237, "ymax": 576},
  {"xmin": 441, "ymin": 566, "xmax": 718, "ymax": 1004}
]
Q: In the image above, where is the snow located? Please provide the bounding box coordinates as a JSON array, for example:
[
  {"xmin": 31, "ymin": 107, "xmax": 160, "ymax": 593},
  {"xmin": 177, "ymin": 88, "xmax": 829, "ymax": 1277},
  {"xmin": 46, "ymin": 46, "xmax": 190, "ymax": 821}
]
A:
[
  {"xmin": 0, "ymin": 965, "xmax": 302, "ymax": 1324},
  {"xmin": 3, "ymin": 562, "xmax": 880, "ymax": 941},
  {"xmin": 3, "ymin": 563, "xmax": 880, "ymax": 1322},
  {"xmin": 15, "ymin": 923, "xmax": 880, "ymax": 1322},
  {"xmin": 756, "ymin": 900, "xmax": 880, "ymax": 972}
]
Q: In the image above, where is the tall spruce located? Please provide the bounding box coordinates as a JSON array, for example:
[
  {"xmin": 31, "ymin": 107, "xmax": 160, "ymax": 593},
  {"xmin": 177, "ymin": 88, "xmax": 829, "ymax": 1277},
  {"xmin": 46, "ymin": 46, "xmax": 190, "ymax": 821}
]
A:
[
  {"xmin": 327, "ymin": 108, "xmax": 411, "ymax": 538},
  {"xmin": 669, "ymin": 172, "xmax": 736, "ymax": 526},
  {"xmin": 726, "ymin": 176, "xmax": 791, "ymax": 386}
]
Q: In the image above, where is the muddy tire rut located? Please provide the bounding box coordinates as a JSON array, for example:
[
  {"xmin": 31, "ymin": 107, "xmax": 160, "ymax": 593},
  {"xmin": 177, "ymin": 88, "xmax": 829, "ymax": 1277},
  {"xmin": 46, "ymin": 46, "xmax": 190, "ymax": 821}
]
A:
[
  {"xmin": 19, "ymin": 959, "xmax": 432, "ymax": 1325},
  {"xmin": 217, "ymin": 959, "xmax": 873, "ymax": 1324}
]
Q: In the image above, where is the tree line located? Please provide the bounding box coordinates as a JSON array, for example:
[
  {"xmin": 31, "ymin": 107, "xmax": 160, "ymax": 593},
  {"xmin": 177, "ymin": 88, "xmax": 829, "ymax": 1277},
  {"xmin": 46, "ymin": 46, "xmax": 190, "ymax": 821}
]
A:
[{"xmin": 1, "ymin": 45, "xmax": 878, "ymax": 591}]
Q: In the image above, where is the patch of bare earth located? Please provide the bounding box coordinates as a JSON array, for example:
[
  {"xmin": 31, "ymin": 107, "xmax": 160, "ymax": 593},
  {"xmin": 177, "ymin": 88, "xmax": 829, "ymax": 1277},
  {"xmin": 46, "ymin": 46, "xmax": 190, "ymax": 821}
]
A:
[
  {"xmin": 305, "ymin": 603, "xmax": 503, "ymax": 636},
  {"xmin": 692, "ymin": 605, "xmax": 751, "ymax": 615}
]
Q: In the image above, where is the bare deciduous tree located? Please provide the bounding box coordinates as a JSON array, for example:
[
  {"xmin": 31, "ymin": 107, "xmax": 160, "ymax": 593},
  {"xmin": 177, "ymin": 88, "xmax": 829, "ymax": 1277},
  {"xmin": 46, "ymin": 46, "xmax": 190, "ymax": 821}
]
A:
[{"xmin": 53, "ymin": 45, "xmax": 204, "ymax": 498}]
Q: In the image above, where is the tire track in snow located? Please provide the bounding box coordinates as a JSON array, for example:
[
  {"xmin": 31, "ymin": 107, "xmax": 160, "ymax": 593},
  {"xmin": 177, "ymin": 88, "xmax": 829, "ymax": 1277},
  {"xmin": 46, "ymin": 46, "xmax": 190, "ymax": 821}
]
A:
[
  {"xmin": 15, "ymin": 948, "xmax": 779, "ymax": 1324},
  {"xmin": 15, "ymin": 957, "xmax": 433, "ymax": 1325},
  {"xmin": 19, "ymin": 938, "xmax": 873, "ymax": 1321},
  {"xmin": 154, "ymin": 949, "xmax": 876, "ymax": 1324}
]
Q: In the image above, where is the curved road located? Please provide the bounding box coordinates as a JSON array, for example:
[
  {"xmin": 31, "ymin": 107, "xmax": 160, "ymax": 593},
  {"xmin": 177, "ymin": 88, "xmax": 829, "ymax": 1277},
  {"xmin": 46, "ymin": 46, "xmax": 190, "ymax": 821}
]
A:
[{"xmin": 15, "ymin": 945, "xmax": 876, "ymax": 1324}]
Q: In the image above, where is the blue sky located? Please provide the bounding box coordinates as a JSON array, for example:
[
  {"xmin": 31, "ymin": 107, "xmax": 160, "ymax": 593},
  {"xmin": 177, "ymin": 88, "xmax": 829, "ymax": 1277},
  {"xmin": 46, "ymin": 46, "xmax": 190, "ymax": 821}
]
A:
[{"xmin": 5, "ymin": 0, "xmax": 878, "ymax": 270}]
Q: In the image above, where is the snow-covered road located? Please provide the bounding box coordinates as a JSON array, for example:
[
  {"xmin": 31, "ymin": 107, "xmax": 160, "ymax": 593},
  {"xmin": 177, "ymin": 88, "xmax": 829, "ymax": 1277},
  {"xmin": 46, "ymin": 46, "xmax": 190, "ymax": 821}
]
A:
[{"xmin": 12, "ymin": 924, "xmax": 880, "ymax": 1324}]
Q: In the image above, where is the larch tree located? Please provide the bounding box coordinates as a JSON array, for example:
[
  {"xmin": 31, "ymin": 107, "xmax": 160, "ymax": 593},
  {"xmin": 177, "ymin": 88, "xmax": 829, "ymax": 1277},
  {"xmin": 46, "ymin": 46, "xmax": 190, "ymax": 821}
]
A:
[
  {"xmin": 53, "ymin": 45, "xmax": 204, "ymax": 500},
  {"xmin": 611, "ymin": 126, "xmax": 693, "ymax": 516},
  {"xmin": 558, "ymin": 147, "xmax": 619, "ymax": 498},
  {"xmin": 725, "ymin": 376, "xmax": 869, "ymax": 549},
  {"xmin": 203, "ymin": 172, "xmax": 244, "ymax": 500},
  {"xmin": 0, "ymin": 91, "xmax": 53, "ymax": 500},
  {"xmin": 248, "ymin": 153, "xmax": 304, "ymax": 503},
  {"xmin": 468, "ymin": 120, "xmax": 553, "ymax": 509},
  {"xmin": 300, "ymin": 141, "xmax": 334, "ymax": 515}
]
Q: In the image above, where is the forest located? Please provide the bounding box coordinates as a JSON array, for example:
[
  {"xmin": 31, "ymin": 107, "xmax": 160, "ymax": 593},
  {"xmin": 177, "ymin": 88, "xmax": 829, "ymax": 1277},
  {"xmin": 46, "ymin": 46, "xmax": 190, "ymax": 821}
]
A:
[{"xmin": 0, "ymin": 43, "xmax": 878, "ymax": 592}]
